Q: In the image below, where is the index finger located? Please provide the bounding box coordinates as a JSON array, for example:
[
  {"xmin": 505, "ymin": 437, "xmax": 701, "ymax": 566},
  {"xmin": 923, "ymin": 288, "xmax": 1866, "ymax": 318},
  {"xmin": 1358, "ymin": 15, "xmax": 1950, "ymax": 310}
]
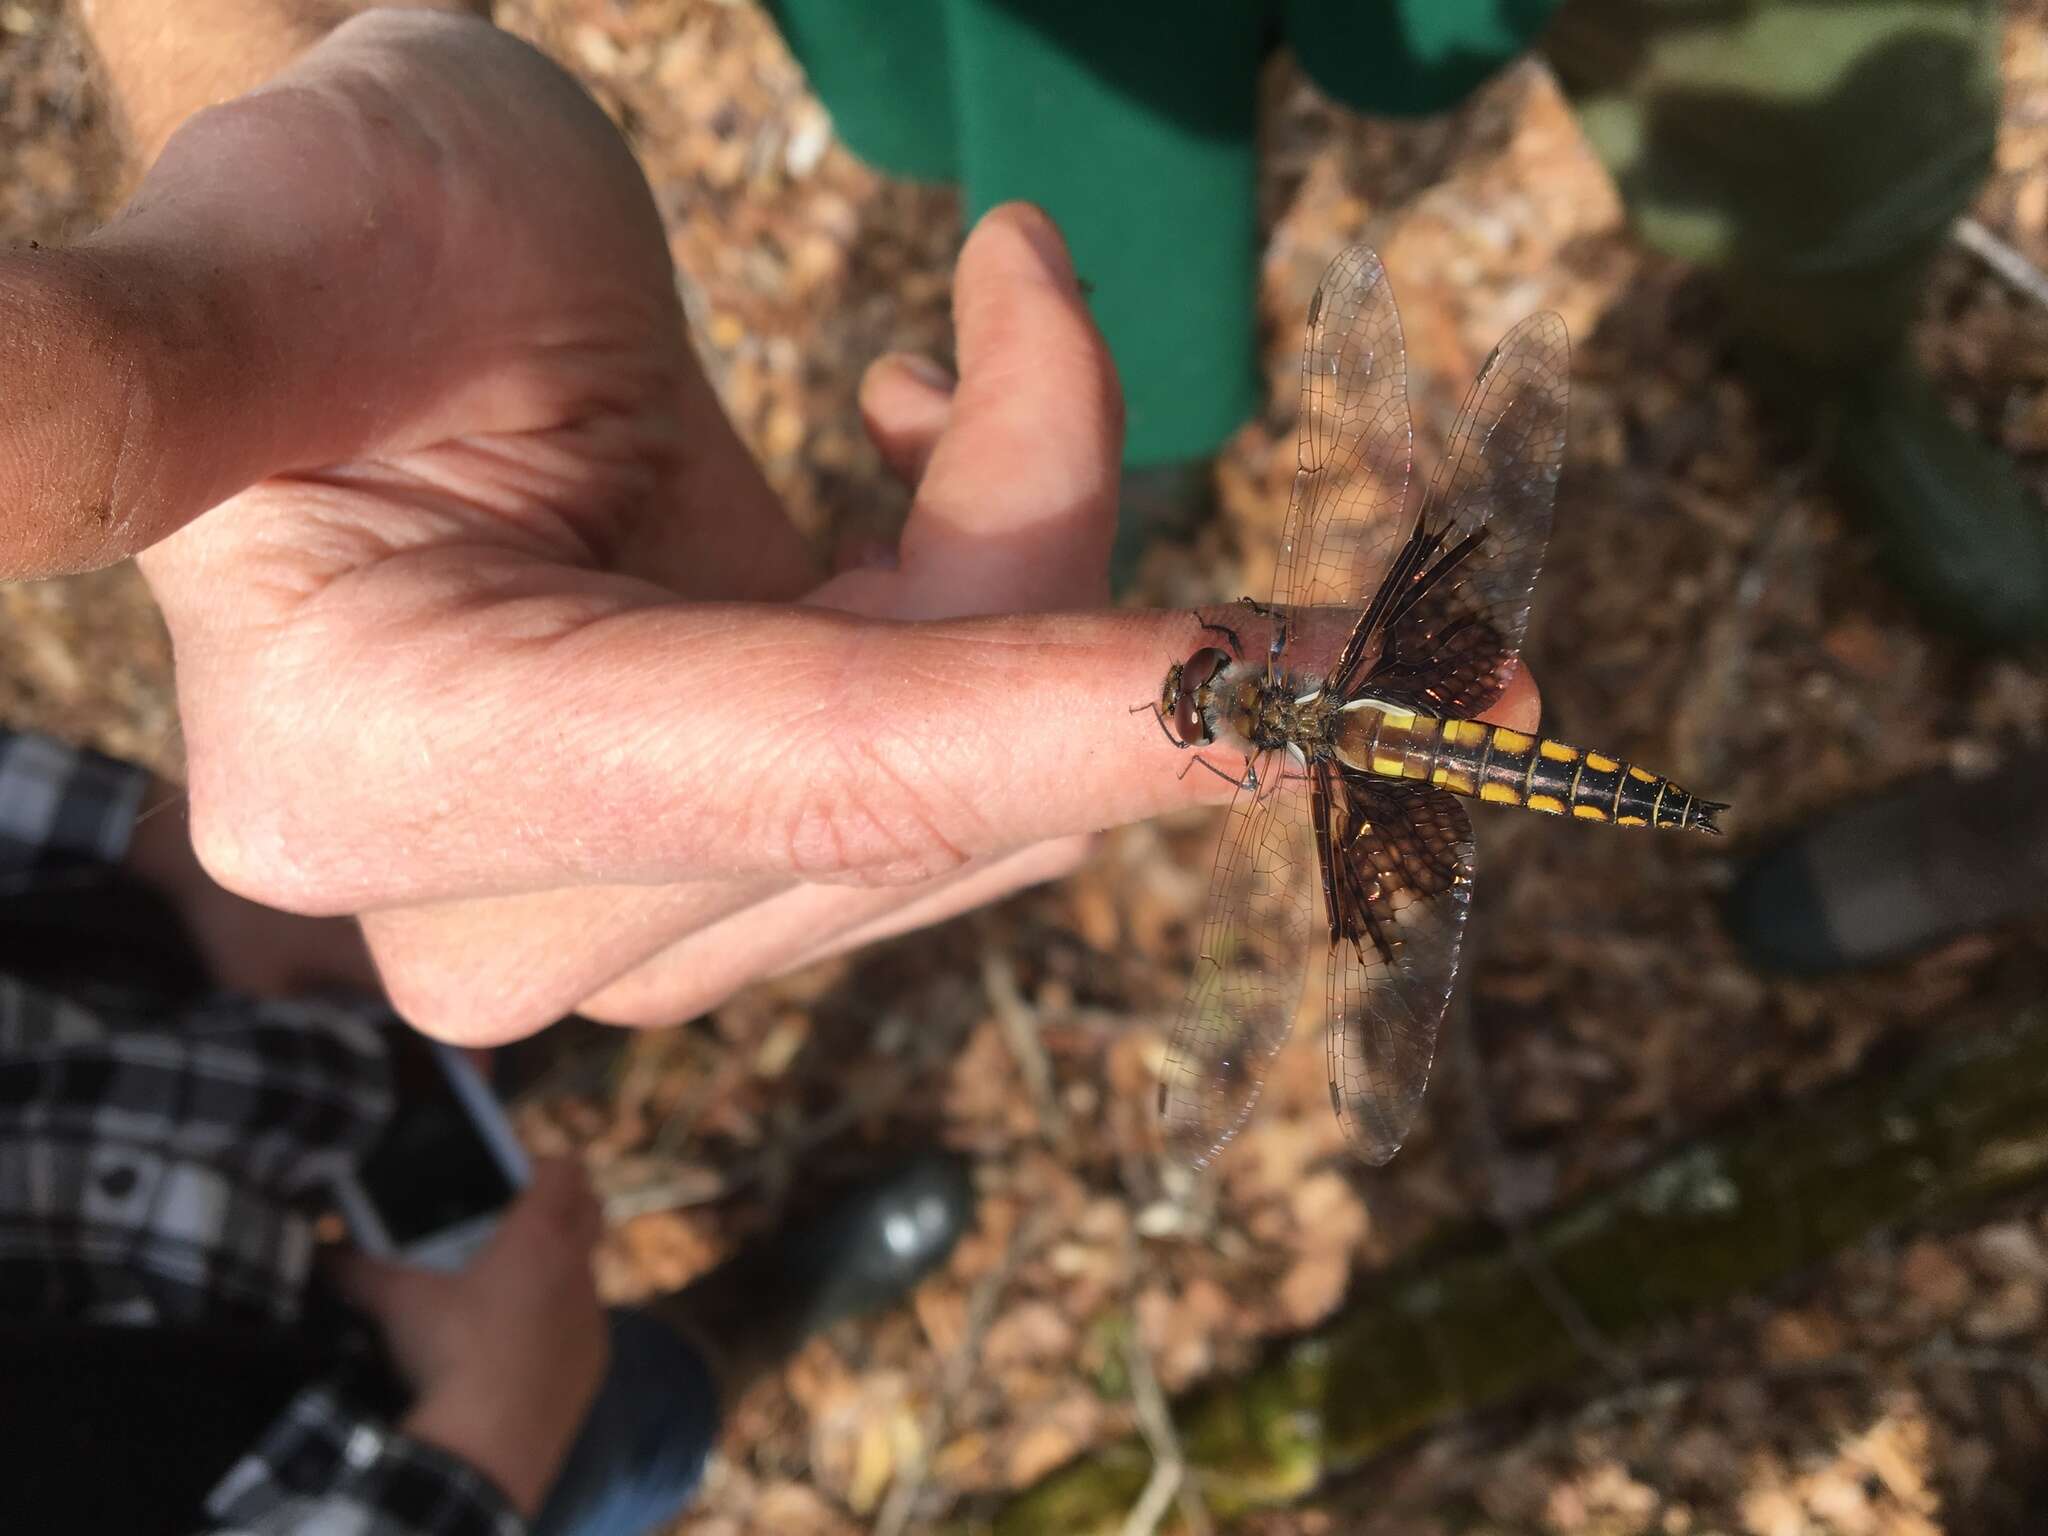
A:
[{"xmin": 181, "ymin": 599, "xmax": 1235, "ymax": 914}]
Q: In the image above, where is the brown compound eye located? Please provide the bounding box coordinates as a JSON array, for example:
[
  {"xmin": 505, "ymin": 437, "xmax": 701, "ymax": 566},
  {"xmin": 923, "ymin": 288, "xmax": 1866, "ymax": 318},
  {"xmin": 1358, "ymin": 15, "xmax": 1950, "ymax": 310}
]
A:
[{"xmin": 1174, "ymin": 647, "xmax": 1231, "ymax": 745}]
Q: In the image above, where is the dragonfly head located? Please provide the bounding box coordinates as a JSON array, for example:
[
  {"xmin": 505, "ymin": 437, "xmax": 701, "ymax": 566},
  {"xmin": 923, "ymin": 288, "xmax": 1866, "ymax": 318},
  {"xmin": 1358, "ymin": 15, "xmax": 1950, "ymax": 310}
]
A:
[{"xmin": 1160, "ymin": 646, "xmax": 1233, "ymax": 748}]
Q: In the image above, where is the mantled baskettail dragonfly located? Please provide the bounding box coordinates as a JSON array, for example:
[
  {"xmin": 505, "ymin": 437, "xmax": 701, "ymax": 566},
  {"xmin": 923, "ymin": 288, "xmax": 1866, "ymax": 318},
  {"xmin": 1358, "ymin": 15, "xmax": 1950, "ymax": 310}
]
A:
[{"xmin": 1155, "ymin": 245, "xmax": 1727, "ymax": 1171}]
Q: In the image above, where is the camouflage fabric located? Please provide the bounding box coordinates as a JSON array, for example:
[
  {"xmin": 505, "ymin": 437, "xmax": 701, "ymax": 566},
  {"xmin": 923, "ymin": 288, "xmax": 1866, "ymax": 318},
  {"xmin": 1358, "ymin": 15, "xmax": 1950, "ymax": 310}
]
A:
[
  {"xmin": 1549, "ymin": 0, "xmax": 2048, "ymax": 646},
  {"xmin": 1545, "ymin": 0, "xmax": 2002, "ymax": 373}
]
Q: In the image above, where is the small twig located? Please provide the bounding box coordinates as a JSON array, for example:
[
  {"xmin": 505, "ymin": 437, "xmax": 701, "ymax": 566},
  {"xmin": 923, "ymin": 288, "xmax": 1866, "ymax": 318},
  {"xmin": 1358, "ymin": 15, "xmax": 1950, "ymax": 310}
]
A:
[
  {"xmin": 600, "ymin": 1165, "xmax": 734, "ymax": 1223},
  {"xmin": 1955, "ymin": 216, "xmax": 2048, "ymax": 312},
  {"xmin": 601, "ymin": 1057, "xmax": 906, "ymax": 1222},
  {"xmin": 130, "ymin": 787, "xmax": 189, "ymax": 829},
  {"xmin": 1119, "ymin": 1327, "xmax": 1208, "ymax": 1536},
  {"xmin": 982, "ymin": 946, "xmax": 1066, "ymax": 1138}
]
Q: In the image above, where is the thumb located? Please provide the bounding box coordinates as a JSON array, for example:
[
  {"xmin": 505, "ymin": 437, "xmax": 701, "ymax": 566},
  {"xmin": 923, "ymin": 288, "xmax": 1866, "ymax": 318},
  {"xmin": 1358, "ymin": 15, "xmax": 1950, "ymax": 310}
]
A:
[{"xmin": 836, "ymin": 202, "xmax": 1124, "ymax": 619}]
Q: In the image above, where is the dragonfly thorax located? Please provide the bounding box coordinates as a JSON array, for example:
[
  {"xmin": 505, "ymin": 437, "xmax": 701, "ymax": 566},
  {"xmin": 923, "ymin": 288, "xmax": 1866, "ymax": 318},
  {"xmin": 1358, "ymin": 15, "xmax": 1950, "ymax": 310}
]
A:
[
  {"xmin": 1232, "ymin": 674, "xmax": 1339, "ymax": 756},
  {"xmin": 1161, "ymin": 645, "xmax": 1339, "ymax": 759}
]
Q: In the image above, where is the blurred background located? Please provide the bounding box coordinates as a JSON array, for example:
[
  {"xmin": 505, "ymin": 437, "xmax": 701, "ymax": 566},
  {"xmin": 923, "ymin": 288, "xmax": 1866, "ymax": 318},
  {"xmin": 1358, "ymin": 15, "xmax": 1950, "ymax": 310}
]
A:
[{"xmin": 4, "ymin": 1, "xmax": 2047, "ymax": 1532}]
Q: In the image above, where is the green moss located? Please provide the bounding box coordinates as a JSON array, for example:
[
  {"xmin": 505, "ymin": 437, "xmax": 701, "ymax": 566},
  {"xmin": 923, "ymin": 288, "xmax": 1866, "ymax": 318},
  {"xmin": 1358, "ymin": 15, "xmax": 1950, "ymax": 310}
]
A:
[{"xmin": 971, "ymin": 1010, "xmax": 2048, "ymax": 1534}]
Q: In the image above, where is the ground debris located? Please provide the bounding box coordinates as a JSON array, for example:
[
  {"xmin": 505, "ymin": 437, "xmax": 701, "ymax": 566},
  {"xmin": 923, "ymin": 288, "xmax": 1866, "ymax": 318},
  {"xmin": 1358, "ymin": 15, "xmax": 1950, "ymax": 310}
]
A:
[{"xmin": 2, "ymin": 1, "xmax": 2046, "ymax": 1531}]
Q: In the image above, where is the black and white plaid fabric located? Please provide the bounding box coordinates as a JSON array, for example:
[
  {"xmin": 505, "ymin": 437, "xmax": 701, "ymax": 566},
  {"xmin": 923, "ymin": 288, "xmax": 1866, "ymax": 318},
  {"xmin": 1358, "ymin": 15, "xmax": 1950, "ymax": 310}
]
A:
[
  {"xmin": 208, "ymin": 1385, "xmax": 523, "ymax": 1536},
  {"xmin": 0, "ymin": 728, "xmax": 144, "ymax": 881},
  {"xmin": 0, "ymin": 727, "xmax": 521, "ymax": 1536}
]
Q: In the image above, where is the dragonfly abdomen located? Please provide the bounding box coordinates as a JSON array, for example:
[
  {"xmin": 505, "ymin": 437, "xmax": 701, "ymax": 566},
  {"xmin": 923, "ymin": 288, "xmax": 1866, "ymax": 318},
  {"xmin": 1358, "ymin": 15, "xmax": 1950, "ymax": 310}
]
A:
[{"xmin": 1335, "ymin": 707, "xmax": 1723, "ymax": 833}]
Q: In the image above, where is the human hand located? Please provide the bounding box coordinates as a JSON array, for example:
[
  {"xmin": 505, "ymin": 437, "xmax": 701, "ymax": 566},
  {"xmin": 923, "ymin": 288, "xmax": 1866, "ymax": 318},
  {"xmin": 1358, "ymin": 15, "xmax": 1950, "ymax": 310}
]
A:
[
  {"xmin": 335, "ymin": 1158, "xmax": 608, "ymax": 1517},
  {"xmin": 4, "ymin": 8, "xmax": 1539, "ymax": 1044},
  {"xmin": 0, "ymin": 9, "xmax": 1209, "ymax": 1041}
]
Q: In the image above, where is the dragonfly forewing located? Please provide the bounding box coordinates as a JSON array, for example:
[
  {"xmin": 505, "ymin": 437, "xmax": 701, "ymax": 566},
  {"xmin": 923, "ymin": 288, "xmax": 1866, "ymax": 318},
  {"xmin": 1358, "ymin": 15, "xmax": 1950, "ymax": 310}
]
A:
[
  {"xmin": 1348, "ymin": 310, "xmax": 1568, "ymax": 713},
  {"xmin": 1270, "ymin": 245, "xmax": 1415, "ymax": 677},
  {"xmin": 1154, "ymin": 243, "xmax": 1718, "ymax": 1174}
]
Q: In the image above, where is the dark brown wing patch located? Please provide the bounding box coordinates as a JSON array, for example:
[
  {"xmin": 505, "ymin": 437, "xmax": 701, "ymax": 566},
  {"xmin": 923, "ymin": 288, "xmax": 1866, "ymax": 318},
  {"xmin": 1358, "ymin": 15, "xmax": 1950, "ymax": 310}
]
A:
[
  {"xmin": 1319, "ymin": 772, "xmax": 1476, "ymax": 1165},
  {"xmin": 1336, "ymin": 311, "xmax": 1569, "ymax": 714}
]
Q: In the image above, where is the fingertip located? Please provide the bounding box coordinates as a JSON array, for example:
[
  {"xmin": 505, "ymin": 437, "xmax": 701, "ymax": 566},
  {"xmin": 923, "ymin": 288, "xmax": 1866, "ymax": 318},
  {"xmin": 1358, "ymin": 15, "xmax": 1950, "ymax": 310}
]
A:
[
  {"xmin": 526, "ymin": 1155, "xmax": 583, "ymax": 1199},
  {"xmin": 965, "ymin": 201, "xmax": 1078, "ymax": 295},
  {"xmin": 899, "ymin": 203, "xmax": 1123, "ymax": 611},
  {"xmin": 862, "ymin": 350, "xmax": 956, "ymax": 402},
  {"xmin": 508, "ymin": 1156, "xmax": 593, "ymax": 1235},
  {"xmin": 328, "ymin": 1246, "xmax": 398, "ymax": 1306},
  {"xmin": 1483, "ymin": 665, "xmax": 1541, "ymax": 734},
  {"xmin": 0, "ymin": 251, "xmax": 191, "ymax": 575}
]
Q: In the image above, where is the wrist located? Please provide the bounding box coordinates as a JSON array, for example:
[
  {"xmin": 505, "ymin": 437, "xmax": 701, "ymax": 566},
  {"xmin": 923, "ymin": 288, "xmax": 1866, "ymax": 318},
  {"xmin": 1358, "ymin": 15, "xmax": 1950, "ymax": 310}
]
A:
[
  {"xmin": 400, "ymin": 1381, "xmax": 577, "ymax": 1520},
  {"xmin": 81, "ymin": 0, "xmax": 493, "ymax": 168}
]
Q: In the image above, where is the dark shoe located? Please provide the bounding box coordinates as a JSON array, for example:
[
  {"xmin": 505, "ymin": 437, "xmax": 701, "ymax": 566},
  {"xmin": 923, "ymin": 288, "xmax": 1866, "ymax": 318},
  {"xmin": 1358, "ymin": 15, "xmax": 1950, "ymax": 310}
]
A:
[
  {"xmin": 657, "ymin": 1152, "xmax": 975, "ymax": 1385},
  {"xmin": 1725, "ymin": 750, "xmax": 2048, "ymax": 974},
  {"xmin": 1830, "ymin": 357, "xmax": 2048, "ymax": 649}
]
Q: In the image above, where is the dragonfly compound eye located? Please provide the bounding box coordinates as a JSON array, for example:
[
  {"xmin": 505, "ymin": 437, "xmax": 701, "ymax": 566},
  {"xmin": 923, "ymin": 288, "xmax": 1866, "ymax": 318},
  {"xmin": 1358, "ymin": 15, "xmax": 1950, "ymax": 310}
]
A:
[{"xmin": 1173, "ymin": 647, "xmax": 1231, "ymax": 745}]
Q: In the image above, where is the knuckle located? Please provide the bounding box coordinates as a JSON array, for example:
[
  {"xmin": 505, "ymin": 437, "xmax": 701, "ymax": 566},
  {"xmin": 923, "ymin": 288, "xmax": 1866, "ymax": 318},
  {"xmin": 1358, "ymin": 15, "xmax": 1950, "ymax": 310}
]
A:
[
  {"xmin": 184, "ymin": 780, "xmax": 329, "ymax": 915},
  {"xmin": 774, "ymin": 739, "xmax": 973, "ymax": 883},
  {"xmin": 368, "ymin": 922, "xmax": 561, "ymax": 1048},
  {"xmin": 379, "ymin": 963, "xmax": 513, "ymax": 1048}
]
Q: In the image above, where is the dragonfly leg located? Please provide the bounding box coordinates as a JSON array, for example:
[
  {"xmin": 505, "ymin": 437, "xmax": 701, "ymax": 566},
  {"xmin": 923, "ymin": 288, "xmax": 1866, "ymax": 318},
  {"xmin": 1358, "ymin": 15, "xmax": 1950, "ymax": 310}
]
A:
[
  {"xmin": 1197, "ymin": 616, "xmax": 1246, "ymax": 656},
  {"xmin": 1133, "ymin": 700, "xmax": 1183, "ymax": 747},
  {"xmin": 1178, "ymin": 752, "xmax": 1258, "ymax": 791},
  {"xmin": 1238, "ymin": 596, "xmax": 1290, "ymax": 664}
]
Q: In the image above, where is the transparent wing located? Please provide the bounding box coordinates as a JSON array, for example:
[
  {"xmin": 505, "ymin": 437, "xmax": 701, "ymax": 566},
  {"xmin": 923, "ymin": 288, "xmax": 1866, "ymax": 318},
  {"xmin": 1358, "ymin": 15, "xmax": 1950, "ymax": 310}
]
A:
[
  {"xmin": 1270, "ymin": 245, "xmax": 1414, "ymax": 679},
  {"xmin": 1346, "ymin": 311, "xmax": 1569, "ymax": 715},
  {"xmin": 1319, "ymin": 773, "xmax": 1476, "ymax": 1166},
  {"xmin": 1158, "ymin": 762, "xmax": 1318, "ymax": 1170}
]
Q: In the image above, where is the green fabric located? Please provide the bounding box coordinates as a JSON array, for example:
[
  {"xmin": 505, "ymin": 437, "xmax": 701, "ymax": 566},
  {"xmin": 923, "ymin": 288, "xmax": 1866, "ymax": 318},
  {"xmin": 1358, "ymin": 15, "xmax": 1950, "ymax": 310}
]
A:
[
  {"xmin": 763, "ymin": 0, "xmax": 957, "ymax": 181},
  {"xmin": 766, "ymin": 0, "xmax": 1556, "ymax": 465},
  {"xmin": 947, "ymin": 5, "xmax": 1265, "ymax": 465},
  {"xmin": 1289, "ymin": 0, "xmax": 1563, "ymax": 118}
]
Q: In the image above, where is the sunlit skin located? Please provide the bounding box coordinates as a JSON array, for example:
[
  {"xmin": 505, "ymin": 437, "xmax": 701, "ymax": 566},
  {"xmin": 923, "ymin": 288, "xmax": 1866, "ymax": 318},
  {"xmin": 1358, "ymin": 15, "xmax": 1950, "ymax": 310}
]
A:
[{"xmin": 5, "ymin": 8, "xmax": 1505, "ymax": 1047}]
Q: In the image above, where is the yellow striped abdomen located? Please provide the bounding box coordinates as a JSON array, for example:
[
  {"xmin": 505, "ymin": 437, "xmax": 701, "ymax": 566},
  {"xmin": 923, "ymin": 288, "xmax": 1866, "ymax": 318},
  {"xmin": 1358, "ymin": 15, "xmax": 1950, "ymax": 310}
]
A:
[{"xmin": 1331, "ymin": 705, "xmax": 1725, "ymax": 834}]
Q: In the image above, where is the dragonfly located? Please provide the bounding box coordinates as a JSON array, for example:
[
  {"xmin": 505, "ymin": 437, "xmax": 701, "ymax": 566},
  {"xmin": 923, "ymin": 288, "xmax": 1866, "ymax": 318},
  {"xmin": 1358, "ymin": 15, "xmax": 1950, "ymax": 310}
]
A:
[{"xmin": 1154, "ymin": 245, "xmax": 1726, "ymax": 1171}]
